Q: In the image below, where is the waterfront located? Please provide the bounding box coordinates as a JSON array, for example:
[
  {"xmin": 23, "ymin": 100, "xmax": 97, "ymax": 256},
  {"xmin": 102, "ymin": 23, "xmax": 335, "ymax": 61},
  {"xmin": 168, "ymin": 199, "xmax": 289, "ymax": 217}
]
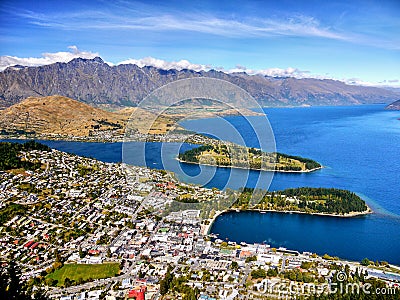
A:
[
  {"xmin": 210, "ymin": 210, "xmax": 400, "ymax": 263},
  {"xmin": 3, "ymin": 104, "xmax": 400, "ymax": 263},
  {"xmin": 186, "ymin": 104, "xmax": 400, "ymax": 263}
]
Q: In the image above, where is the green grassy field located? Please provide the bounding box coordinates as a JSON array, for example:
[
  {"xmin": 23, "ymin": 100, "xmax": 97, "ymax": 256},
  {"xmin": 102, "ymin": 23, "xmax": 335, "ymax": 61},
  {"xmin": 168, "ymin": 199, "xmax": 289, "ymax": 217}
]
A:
[{"xmin": 46, "ymin": 263, "xmax": 120, "ymax": 286}]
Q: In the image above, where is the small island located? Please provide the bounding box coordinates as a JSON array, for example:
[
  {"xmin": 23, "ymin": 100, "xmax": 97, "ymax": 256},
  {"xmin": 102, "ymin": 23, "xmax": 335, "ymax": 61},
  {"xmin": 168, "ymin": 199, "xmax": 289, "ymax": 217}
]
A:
[
  {"xmin": 227, "ymin": 187, "xmax": 371, "ymax": 217},
  {"xmin": 178, "ymin": 144, "xmax": 322, "ymax": 172}
]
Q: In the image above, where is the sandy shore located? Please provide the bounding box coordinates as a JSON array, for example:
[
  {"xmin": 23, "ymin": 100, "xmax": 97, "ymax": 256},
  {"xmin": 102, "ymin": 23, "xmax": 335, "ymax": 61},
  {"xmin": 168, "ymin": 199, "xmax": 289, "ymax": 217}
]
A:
[{"xmin": 202, "ymin": 210, "xmax": 223, "ymax": 235}]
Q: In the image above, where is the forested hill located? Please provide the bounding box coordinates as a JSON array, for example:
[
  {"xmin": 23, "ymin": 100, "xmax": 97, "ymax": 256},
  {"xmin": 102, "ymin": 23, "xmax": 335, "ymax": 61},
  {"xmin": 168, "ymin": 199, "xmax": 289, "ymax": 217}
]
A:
[
  {"xmin": 231, "ymin": 187, "xmax": 369, "ymax": 215},
  {"xmin": 178, "ymin": 144, "xmax": 322, "ymax": 172}
]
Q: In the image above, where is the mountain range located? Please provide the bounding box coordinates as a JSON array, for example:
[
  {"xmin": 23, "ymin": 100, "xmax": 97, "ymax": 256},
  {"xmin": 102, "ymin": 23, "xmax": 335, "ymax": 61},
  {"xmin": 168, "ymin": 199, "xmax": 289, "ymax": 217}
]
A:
[{"xmin": 0, "ymin": 57, "xmax": 398, "ymax": 109}]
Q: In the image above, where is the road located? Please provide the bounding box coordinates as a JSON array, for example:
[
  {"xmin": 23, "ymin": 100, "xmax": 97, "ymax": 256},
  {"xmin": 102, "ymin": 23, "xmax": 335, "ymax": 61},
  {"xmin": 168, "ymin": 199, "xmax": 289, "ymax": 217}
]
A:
[{"xmin": 47, "ymin": 193, "xmax": 162, "ymax": 297}]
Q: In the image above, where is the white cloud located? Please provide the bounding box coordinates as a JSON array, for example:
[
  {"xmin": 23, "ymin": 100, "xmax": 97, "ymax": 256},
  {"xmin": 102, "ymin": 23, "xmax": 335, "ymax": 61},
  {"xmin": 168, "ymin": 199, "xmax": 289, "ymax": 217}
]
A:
[
  {"xmin": 14, "ymin": 8, "xmax": 347, "ymax": 41},
  {"xmin": 0, "ymin": 46, "xmax": 99, "ymax": 71},
  {"xmin": 118, "ymin": 57, "xmax": 400, "ymax": 87},
  {"xmin": 227, "ymin": 66, "xmax": 310, "ymax": 78},
  {"xmin": 344, "ymin": 78, "xmax": 400, "ymax": 87},
  {"xmin": 7, "ymin": 3, "xmax": 400, "ymax": 50},
  {"xmin": 119, "ymin": 57, "xmax": 211, "ymax": 72},
  {"xmin": 119, "ymin": 56, "xmax": 312, "ymax": 79}
]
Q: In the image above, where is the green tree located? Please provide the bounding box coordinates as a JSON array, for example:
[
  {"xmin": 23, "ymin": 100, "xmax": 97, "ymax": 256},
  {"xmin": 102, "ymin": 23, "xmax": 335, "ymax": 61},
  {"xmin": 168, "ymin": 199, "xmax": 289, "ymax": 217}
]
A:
[
  {"xmin": 0, "ymin": 257, "xmax": 49, "ymax": 299},
  {"xmin": 64, "ymin": 277, "xmax": 73, "ymax": 287},
  {"xmin": 79, "ymin": 246, "xmax": 84, "ymax": 259},
  {"xmin": 54, "ymin": 248, "xmax": 61, "ymax": 263},
  {"xmin": 220, "ymin": 241, "xmax": 228, "ymax": 248},
  {"xmin": 361, "ymin": 258, "xmax": 371, "ymax": 266},
  {"xmin": 267, "ymin": 268, "xmax": 278, "ymax": 277},
  {"xmin": 159, "ymin": 267, "xmax": 173, "ymax": 295},
  {"xmin": 2, "ymin": 259, "xmax": 24, "ymax": 299},
  {"xmin": 251, "ymin": 268, "xmax": 266, "ymax": 279},
  {"xmin": 245, "ymin": 255, "xmax": 257, "ymax": 263},
  {"xmin": 44, "ymin": 278, "xmax": 57, "ymax": 286}
]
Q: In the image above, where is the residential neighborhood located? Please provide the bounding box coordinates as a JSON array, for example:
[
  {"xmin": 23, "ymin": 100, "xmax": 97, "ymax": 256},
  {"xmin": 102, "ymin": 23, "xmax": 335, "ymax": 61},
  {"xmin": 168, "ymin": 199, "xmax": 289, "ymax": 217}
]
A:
[{"xmin": 1, "ymin": 146, "xmax": 399, "ymax": 299}]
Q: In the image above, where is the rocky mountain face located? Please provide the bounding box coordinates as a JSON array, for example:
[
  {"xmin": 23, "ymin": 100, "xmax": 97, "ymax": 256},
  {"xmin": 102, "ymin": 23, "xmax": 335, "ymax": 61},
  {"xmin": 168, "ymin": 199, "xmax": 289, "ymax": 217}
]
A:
[
  {"xmin": 385, "ymin": 99, "xmax": 400, "ymax": 110},
  {"xmin": 0, "ymin": 57, "xmax": 398, "ymax": 108}
]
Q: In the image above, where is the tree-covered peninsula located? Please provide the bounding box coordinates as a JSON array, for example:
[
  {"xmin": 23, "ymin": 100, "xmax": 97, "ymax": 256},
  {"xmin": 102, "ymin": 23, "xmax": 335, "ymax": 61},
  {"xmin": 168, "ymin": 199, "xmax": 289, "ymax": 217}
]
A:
[
  {"xmin": 229, "ymin": 187, "xmax": 370, "ymax": 216},
  {"xmin": 178, "ymin": 144, "xmax": 322, "ymax": 172}
]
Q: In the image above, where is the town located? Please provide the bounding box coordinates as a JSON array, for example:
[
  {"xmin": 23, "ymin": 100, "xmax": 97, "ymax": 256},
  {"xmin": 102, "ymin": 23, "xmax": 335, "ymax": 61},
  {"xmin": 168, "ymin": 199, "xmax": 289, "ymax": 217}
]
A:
[{"xmin": 1, "ymin": 143, "xmax": 399, "ymax": 299}]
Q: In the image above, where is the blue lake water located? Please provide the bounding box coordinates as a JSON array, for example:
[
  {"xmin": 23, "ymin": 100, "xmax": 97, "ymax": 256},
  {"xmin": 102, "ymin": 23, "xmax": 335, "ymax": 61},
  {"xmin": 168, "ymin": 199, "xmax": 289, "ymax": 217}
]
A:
[
  {"xmin": 211, "ymin": 211, "xmax": 400, "ymax": 263},
  {"xmin": 183, "ymin": 105, "xmax": 400, "ymax": 263},
  {"xmin": 3, "ymin": 104, "xmax": 400, "ymax": 263}
]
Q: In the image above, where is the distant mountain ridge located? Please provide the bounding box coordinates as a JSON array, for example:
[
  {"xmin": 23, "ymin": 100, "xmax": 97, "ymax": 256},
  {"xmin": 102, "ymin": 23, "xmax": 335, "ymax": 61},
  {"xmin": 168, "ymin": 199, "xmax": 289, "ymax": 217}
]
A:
[{"xmin": 0, "ymin": 57, "xmax": 398, "ymax": 108}]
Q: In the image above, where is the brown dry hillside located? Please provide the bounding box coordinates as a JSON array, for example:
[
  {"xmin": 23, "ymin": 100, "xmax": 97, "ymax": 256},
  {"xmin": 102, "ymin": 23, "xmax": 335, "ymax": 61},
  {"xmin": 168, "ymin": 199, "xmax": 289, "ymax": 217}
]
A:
[{"xmin": 0, "ymin": 95, "xmax": 176, "ymax": 137}]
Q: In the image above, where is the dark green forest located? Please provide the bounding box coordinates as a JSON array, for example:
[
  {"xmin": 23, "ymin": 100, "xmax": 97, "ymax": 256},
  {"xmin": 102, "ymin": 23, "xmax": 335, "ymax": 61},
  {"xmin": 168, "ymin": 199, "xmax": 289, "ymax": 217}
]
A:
[
  {"xmin": 178, "ymin": 145, "xmax": 214, "ymax": 163},
  {"xmin": 0, "ymin": 141, "xmax": 50, "ymax": 171},
  {"xmin": 231, "ymin": 187, "xmax": 368, "ymax": 214}
]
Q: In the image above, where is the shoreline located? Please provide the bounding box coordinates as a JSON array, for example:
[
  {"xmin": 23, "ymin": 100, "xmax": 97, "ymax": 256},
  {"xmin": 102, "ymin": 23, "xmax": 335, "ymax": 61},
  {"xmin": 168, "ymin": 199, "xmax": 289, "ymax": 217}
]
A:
[
  {"xmin": 204, "ymin": 206, "xmax": 373, "ymax": 236},
  {"xmin": 0, "ymin": 135, "xmax": 121, "ymax": 143},
  {"xmin": 177, "ymin": 157, "xmax": 323, "ymax": 173},
  {"xmin": 235, "ymin": 206, "xmax": 373, "ymax": 218},
  {"xmin": 1, "ymin": 137, "xmax": 322, "ymax": 174},
  {"xmin": 202, "ymin": 210, "xmax": 224, "ymax": 235},
  {"xmin": 0, "ymin": 134, "xmax": 211, "ymax": 145}
]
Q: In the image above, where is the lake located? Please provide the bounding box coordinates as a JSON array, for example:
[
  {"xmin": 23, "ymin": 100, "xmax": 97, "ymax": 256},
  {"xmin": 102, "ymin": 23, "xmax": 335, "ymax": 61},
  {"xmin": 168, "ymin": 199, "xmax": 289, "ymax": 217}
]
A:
[
  {"xmin": 3, "ymin": 104, "xmax": 400, "ymax": 263},
  {"xmin": 183, "ymin": 104, "xmax": 400, "ymax": 263}
]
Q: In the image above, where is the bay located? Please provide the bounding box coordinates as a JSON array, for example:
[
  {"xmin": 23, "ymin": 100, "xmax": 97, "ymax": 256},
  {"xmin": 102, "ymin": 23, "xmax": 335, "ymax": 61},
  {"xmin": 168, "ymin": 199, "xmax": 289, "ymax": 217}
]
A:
[{"xmin": 182, "ymin": 104, "xmax": 400, "ymax": 264}]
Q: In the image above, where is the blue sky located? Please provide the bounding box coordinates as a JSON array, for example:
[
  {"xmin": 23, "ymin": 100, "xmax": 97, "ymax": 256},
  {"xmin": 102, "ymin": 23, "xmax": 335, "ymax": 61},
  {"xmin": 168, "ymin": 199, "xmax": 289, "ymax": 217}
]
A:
[{"xmin": 0, "ymin": 0, "xmax": 399, "ymax": 86}]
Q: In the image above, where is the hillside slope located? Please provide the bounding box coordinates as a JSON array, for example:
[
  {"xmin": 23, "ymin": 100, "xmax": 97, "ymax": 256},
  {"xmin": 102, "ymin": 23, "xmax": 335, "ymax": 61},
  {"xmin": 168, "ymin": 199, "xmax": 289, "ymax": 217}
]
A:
[
  {"xmin": 385, "ymin": 99, "xmax": 400, "ymax": 110},
  {"xmin": 0, "ymin": 95, "xmax": 175, "ymax": 138}
]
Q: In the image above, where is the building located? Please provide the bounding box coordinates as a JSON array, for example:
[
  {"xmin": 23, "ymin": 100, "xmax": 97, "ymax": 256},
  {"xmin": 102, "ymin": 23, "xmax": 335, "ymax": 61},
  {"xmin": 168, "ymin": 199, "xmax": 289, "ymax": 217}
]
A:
[{"xmin": 128, "ymin": 286, "xmax": 146, "ymax": 300}]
